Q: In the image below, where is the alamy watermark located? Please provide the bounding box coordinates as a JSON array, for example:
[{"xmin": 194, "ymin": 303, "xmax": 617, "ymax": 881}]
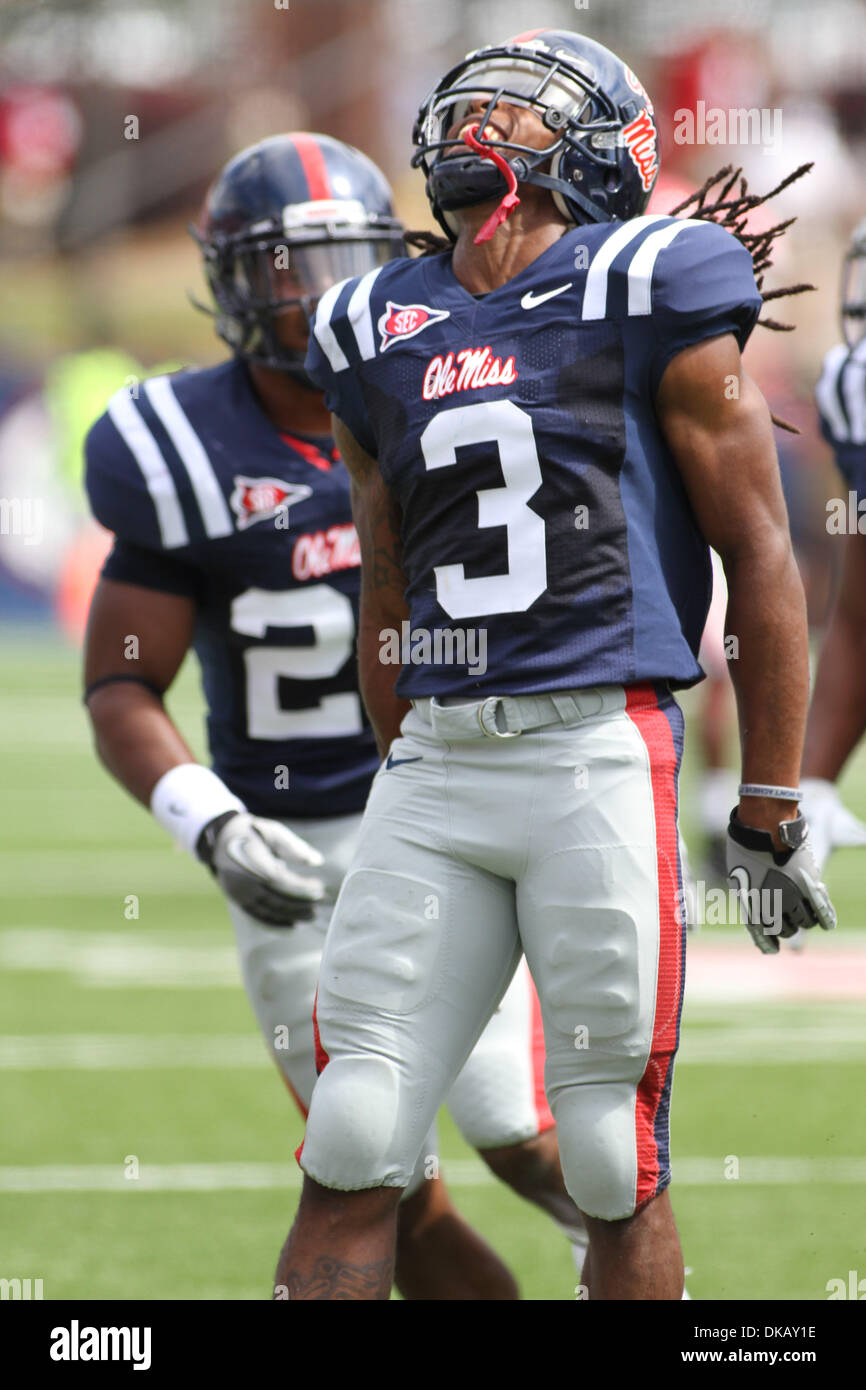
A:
[
  {"xmin": 674, "ymin": 102, "xmax": 782, "ymax": 154},
  {"xmin": 0, "ymin": 1276, "xmax": 43, "ymax": 1299},
  {"xmin": 0, "ymin": 497, "xmax": 43, "ymax": 546},
  {"xmin": 684, "ymin": 880, "xmax": 784, "ymax": 935},
  {"xmin": 379, "ymin": 622, "xmax": 487, "ymax": 677},
  {"xmin": 826, "ymin": 491, "xmax": 866, "ymax": 534}
]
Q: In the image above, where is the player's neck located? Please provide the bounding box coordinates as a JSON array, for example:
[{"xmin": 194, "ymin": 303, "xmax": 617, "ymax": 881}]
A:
[
  {"xmin": 247, "ymin": 362, "xmax": 332, "ymax": 436},
  {"xmin": 450, "ymin": 194, "xmax": 570, "ymax": 295}
]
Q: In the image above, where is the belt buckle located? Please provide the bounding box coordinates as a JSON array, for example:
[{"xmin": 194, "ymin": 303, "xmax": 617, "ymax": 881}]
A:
[{"xmin": 478, "ymin": 696, "xmax": 520, "ymax": 739}]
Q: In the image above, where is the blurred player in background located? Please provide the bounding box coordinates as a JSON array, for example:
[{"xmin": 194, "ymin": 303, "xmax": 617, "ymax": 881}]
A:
[
  {"xmin": 82, "ymin": 132, "xmax": 592, "ymax": 1299},
  {"xmin": 283, "ymin": 28, "xmax": 836, "ymax": 1300},
  {"xmin": 803, "ymin": 219, "xmax": 866, "ymax": 866}
]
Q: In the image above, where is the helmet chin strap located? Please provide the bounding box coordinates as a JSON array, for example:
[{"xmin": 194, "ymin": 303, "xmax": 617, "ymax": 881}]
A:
[{"xmin": 462, "ymin": 124, "xmax": 520, "ymax": 244}]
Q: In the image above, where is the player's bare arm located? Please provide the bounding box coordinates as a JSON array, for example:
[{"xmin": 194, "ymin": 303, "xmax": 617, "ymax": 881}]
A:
[
  {"xmin": 84, "ymin": 571, "xmax": 323, "ymax": 923},
  {"xmin": 799, "ymin": 283, "xmax": 866, "ymax": 869},
  {"xmin": 333, "ymin": 415, "xmax": 411, "ymax": 756},
  {"xmin": 84, "ymin": 578, "xmax": 197, "ymax": 804},
  {"xmin": 656, "ymin": 334, "xmax": 809, "ymax": 848},
  {"xmin": 803, "ymin": 533, "xmax": 866, "ymax": 781}
]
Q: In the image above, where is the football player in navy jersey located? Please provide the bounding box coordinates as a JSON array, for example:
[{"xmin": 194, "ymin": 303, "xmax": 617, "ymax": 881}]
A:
[
  {"xmin": 802, "ymin": 220, "xmax": 866, "ymax": 863},
  {"xmin": 281, "ymin": 30, "xmax": 838, "ymax": 1300},
  {"xmin": 83, "ymin": 131, "xmax": 600, "ymax": 1300}
]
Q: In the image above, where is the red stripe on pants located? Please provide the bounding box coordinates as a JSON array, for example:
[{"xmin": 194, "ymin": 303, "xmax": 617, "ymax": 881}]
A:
[
  {"xmin": 625, "ymin": 684, "xmax": 683, "ymax": 1208},
  {"xmin": 312, "ymin": 987, "xmax": 330, "ymax": 1075},
  {"xmin": 529, "ymin": 975, "xmax": 555, "ymax": 1134},
  {"xmin": 296, "ymin": 990, "xmax": 330, "ymax": 1168}
]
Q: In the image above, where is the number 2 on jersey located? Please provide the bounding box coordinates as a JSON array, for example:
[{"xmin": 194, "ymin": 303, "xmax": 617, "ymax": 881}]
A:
[{"xmin": 230, "ymin": 585, "xmax": 363, "ymax": 739}]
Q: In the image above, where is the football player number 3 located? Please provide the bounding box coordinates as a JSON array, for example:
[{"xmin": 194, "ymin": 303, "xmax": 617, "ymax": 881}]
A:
[
  {"xmin": 420, "ymin": 399, "xmax": 547, "ymax": 619},
  {"xmin": 230, "ymin": 585, "xmax": 362, "ymax": 739}
]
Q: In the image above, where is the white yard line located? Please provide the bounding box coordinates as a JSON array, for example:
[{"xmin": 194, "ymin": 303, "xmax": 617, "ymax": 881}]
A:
[
  {"xmin": 2, "ymin": 1026, "xmax": 866, "ymax": 1069},
  {"xmin": 0, "ymin": 1035, "xmax": 267, "ymax": 1068},
  {"xmin": 0, "ymin": 1157, "xmax": 864, "ymax": 1194}
]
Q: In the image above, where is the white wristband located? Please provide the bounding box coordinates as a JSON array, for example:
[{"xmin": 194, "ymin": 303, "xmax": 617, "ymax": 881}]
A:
[{"xmin": 150, "ymin": 764, "xmax": 246, "ymax": 856}]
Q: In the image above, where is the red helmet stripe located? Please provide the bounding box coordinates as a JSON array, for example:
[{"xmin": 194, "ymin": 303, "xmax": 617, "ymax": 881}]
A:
[
  {"xmin": 291, "ymin": 133, "xmax": 333, "ymax": 200},
  {"xmin": 508, "ymin": 28, "xmax": 547, "ymax": 42}
]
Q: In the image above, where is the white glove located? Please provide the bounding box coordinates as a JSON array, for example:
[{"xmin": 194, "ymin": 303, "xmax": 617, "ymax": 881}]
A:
[
  {"xmin": 197, "ymin": 811, "xmax": 324, "ymax": 926},
  {"xmin": 726, "ymin": 810, "xmax": 836, "ymax": 955},
  {"xmin": 798, "ymin": 777, "xmax": 866, "ymax": 873}
]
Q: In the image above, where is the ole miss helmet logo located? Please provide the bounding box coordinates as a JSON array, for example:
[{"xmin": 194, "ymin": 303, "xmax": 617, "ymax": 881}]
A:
[
  {"xmin": 378, "ymin": 300, "xmax": 450, "ymax": 352},
  {"xmin": 230, "ymin": 476, "xmax": 312, "ymax": 530},
  {"xmin": 622, "ymin": 108, "xmax": 659, "ymax": 193}
]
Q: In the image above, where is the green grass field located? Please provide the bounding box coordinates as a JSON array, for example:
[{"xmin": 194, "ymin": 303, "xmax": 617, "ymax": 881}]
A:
[{"xmin": 2, "ymin": 633, "xmax": 866, "ymax": 1301}]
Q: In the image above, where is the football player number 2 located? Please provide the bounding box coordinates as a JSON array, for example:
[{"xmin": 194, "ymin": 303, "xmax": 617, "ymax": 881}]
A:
[
  {"xmin": 420, "ymin": 399, "xmax": 547, "ymax": 619},
  {"xmin": 230, "ymin": 585, "xmax": 362, "ymax": 739}
]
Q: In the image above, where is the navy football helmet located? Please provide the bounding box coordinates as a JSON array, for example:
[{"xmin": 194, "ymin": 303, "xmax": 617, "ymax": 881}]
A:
[
  {"xmin": 842, "ymin": 218, "xmax": 866, "ymax": 350},
  {"xmin": 192, "ymin": 133, "xmax": 406, "ymax": 379},
  {"xmin": 412, "ymin": 30, "xmax": 659, "ymax": 239}
]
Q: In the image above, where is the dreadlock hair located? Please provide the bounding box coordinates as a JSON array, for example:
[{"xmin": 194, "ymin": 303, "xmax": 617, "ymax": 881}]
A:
[
  {"xmin": 404, "ymin": 229, "xmax": 452, "ymax": 255},
  {"xmin": 669, "ymin": 162, "xmax": 814, "ymax": 432},
  {"xmin": 668, "ymin": 162, "xmax": 814, "ymax": 330},
  {"xmin": 405, "ymin": 162, "xmax": 814, "ymax": 431}
]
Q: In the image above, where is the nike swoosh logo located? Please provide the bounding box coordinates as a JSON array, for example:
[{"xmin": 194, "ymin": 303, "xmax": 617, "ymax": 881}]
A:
[
  {"xmin": 386, "ymin": 754, "xmax": 423, "ymax": 770},
  {"xmin": 521, "ymin": 283, "xmax": 572, "ymax": 310}
]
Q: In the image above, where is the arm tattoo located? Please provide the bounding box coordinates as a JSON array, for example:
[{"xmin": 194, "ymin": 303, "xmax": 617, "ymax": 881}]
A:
[
  {"xmin": 333, "ymin": 415, "xmax": 407, "ymax": 599},
  {"xmin": 280, "ymin": 1254, "xmax": 392, "ymax": 1301},
  {"xmin": 353, "ymin": 475, "xmax": 406, "ymax": 598}
]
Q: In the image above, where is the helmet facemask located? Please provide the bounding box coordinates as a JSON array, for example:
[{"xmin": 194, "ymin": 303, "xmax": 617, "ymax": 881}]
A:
[
  {"xmin": 192, "ymin": 204, "xmax": 406, "ymax": 382},
  {"xmin": 413, "ymin": 45, "xmax": 627, "ymax": 234}
]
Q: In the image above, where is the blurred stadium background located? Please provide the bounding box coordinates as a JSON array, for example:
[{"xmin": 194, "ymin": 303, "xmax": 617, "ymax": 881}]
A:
[{"xmin": 2, "ymin": 0, "xmax": 866, "ymax": 1301}]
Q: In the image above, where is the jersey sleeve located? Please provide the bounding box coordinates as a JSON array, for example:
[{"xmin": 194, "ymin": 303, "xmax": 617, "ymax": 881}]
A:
[
  {"xmin": 100, "ymin": 536, "xmax": 201, "ymax": 597},
  {"xmin": 647, "ymin": 219, "xmax": 764, "ymax": 394},
  {"xmin": 85, "ymin": 391, "xmax": 200, "ymax": 595},
  {"xmin": 815, "ymin": 343, "xmax": 866, "ymax": 493},
  {"xmin": 305, "ymin": 278, "xmax": 379, "ymax": 457},
  {"xmin": 85, "ymin": 391, "xmax": 180, "ymax": 549}
]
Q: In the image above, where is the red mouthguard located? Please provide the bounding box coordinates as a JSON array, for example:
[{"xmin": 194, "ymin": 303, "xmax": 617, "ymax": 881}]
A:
[{"xmin": 462, "ymin": 123, "xmax": 520, "ymax": 244}]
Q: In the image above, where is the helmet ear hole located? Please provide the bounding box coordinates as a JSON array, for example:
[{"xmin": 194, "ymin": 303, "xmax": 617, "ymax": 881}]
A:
[{"xmin": 543, "ymin": 107, "xmax": 568, "ymax": 131}]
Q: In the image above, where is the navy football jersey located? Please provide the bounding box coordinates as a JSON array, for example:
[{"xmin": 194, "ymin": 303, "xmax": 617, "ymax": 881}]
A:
[
  {"xmin": 307, "ymin": 215, "xmax": 763, "ymax": 699},
  {"xmin": 815, "ymin": 340, "xmax": 866, "ymax": 495},
  {"xmin": 85, "ymin": 358, "xmax": 378, "ymax": 818}
]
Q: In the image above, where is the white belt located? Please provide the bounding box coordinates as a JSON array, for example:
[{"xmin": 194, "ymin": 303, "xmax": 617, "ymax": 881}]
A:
[{"xmin": 411, "ymin": 687, "xmax": 626, "ymax": 740}]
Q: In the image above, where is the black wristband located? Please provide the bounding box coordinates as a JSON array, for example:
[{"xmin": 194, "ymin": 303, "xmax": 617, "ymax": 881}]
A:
[
  {"xmin": 727, "ymin": 808, "xmax": 806, "ymax": 864},
  {"xmin": 83, "ymin": 674, "xmax": 165, "ymax": 704}
]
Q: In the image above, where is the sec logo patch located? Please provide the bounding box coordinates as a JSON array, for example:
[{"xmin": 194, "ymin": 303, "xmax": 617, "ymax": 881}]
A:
[{"xmin": 378, "ymin": 300, "xmax": 450, "ymax": 351}]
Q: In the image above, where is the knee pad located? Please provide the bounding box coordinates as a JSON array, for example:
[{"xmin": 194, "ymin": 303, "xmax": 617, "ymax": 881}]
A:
[
  {"xmin": 300, "ymin": 1055, "xmax": 418, "ymax": 1191},
  {"xmin": 551, "ymin": 1081, "xmax": 642, "ymax": 1220}
]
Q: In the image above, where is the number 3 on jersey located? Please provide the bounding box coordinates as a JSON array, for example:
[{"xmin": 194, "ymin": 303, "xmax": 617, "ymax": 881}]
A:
[
  {"xmin": 420, "ymin": 399, "xmax": 548, "ymax": 620},
  {"xmin": 230, "ymin": 585, "xmax": 363, "ymax": 739}
]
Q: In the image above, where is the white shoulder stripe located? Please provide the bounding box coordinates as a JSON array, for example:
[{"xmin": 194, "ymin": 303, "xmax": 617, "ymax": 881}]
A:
[
  {"xmin": 627, "ymin": 217, "xmax": 704, "ymax": 316},
  {"xmin": 106, "ymin": 389, "xmax": 189, "ymax": 549},
  {"xmin": 581, "ymin": 215, "xmax": 668, "ymax": 321},
  {"xmin": 842, "ymin": 339, "xmax": 866, "ymax": 445},
  {"xmin": 144, "ymin": 377, "xmax": 233, "ymax": 539},
  {"xmin": 816, "ymin": 343, "xmax": 854, "ymax": 443},
  {"xmin": 312, "ymin": 278, "xmax": 351, "ymax": 373},
  {"xmin": 346, "ymin": 266, "xmax": 385, "ymax": 361}
]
